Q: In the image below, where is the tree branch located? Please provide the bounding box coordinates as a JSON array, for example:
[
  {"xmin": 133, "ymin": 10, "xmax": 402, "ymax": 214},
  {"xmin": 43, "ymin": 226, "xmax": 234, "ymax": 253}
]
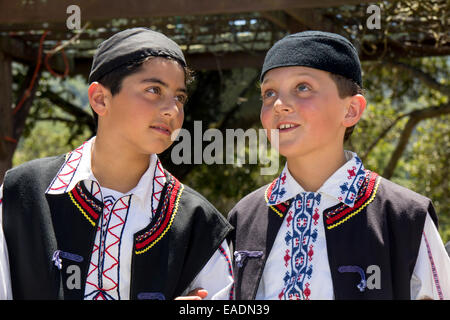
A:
[
  {"xmin": 383, "ymin": 102, "xmax": 450, "ymax": 179},
  {"xmin": 40, "ymin": 90, "xmax": 96, "ymax": 134},
  {"xmin": 383, "ymin": 59, "xmax": 450, "ymax": 96}
]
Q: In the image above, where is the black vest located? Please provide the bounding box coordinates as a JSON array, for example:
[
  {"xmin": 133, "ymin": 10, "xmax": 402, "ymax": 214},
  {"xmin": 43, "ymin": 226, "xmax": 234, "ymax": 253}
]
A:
[
  {"xmin": 228, "ymin": 170, "xmax": 438, "ymax": 300},
  {"xmin": 3, "ymin": 155, "xmax": 232, "ymax": 300}
]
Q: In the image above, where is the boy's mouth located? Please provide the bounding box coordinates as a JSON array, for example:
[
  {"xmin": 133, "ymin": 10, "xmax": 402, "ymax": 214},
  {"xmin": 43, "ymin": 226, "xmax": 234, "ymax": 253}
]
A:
[
  {"xmin": 149, "ymin": 124, "xmax": 171, "ymax": 136},
  {"xmin": 277, "ymin": 122, "xmax": 300, "ymax": 131}
]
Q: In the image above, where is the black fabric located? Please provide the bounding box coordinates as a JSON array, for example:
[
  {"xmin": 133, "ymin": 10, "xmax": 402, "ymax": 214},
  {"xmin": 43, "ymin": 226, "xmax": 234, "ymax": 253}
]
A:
[
  {"xmin": 260, "ymin": 30, "xmax": 362, "ymax": 86},
  {"xmin": 3, "ymin": 155, "xmax": 232, "ymax": 300},
  {"xmin": 3, "ymin": 155, "xmax": 66, "ymax": 299},
  {"xmin": 325, "ymin": 176, "xmax": 438, "ymax": 300},
  {"xmin": 227, "ymin": 176, "xmax": 437, "ymax": 300},
  {"xmin": 88, "ymin": 27, "xmax": 186, "ymax": 83},
  {"xmin": 227, "ymin": 185, "xmax": 284, "ymax": 300}
]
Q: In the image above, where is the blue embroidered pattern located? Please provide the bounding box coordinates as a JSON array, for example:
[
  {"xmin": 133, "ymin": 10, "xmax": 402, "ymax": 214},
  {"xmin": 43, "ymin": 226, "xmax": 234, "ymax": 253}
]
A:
[
  {"xmin": 338, "ymin": 156, "xmax": 366, "ymax": 206},
  {"xmin": 267, "ymin": 174, "xmax": 286, "ymax": 206},
  {"xmin": 281, "ymin": 192, "xmax": 321, "ymax": 300}
]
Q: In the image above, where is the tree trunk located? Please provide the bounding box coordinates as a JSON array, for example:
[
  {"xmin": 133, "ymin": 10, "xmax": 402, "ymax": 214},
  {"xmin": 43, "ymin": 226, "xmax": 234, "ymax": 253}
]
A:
[
  {"xmin": 0, "ymin": 50, "xmax": 42, "ymax": 184},
  {"xmin": 0, "ymin": 50, "xmax": 13, "ymax": 184}
]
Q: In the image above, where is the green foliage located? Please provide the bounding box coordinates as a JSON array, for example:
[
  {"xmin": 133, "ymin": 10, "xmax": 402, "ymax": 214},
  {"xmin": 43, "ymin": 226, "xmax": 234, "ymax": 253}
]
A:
[{"xmin": 11, "ymin": 57, "xmax": 450, "ymax": 244}]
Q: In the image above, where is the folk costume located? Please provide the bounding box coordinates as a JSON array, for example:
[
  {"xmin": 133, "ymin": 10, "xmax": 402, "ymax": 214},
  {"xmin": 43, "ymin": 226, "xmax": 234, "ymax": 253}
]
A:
[
  {"xmin": 0, "ymin": 138, "xmax": 234, "ymax": 299},
  {"xmin": 0, "ymin": 28, "xmax": 235, "ymax": 300},
  {"xmin": 228, "ymin": 31, "xmax": 450, "ymax": 300},
  {"xmin": 228, "ymin": 151, "xmax": 450, "ymax": 300}
]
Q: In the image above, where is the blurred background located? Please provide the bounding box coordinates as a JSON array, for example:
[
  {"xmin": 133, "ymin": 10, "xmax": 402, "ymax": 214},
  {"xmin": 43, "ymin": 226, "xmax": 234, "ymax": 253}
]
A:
[{"xmin": 0, "ymin": 0, "xmax": 448, "ymax": 242}]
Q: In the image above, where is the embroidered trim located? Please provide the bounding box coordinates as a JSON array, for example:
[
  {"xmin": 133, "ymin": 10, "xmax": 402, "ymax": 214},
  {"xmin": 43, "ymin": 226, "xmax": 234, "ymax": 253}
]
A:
[
  {"xmin": 280, "ymin": 192, "xmax": 321, "ymax": 300},
  {"xmin": 423, "ymin": 232, "xmax": 444, "ymax": 300},
  {"xmin": 47, "ymin": 142, "xmax": 86, "ymax": 193},
  {"xmin": 135, "ymin": 176, "xmax": 175, "ymax": 243},
  {"xmin": 219, "ymin": 245, "xmax": 234, "ymax": 300},
  {"xmin": 325, "ymin": 171, "xmax": 380, "ymax": 230},
  {"xmin": 76, "ymin": 183, "xmax": 102, "ymax": 212},
  {"xmin": 135, "ymin": 175, "xmax": 184, "ymax": 255},
  {"xmin": 264, "ymin": 180, "xmax": 290, "ymax": 218},
  {"xmin": 68, "ymin": 183, "xmax": 101, "ymax": 227}
]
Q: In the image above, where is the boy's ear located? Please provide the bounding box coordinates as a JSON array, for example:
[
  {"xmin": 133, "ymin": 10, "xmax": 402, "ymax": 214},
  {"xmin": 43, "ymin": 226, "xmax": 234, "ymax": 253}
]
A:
[
  {"xmin": 342, "ymin": 94, "xmax": 366, "ymax": 128},
  {"xmin": 88, "ymin": 82, "xmax": 109, "ymax": 117}
]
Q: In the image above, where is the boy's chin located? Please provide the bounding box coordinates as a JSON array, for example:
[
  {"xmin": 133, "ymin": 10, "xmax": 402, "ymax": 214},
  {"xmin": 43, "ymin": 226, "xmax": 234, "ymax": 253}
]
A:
[{"xmin": 141, "ymin": 141, "xmax": 173, "ymax": 156}]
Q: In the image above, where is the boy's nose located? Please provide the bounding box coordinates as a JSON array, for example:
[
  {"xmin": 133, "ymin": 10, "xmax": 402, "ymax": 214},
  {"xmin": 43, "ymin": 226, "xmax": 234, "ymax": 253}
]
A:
[
  {"xmin": 160, "ymin": 98, "xmax": 179, "ymax": 118},
  {"xmin": 273, "ymin": 95, "xmax": 293, "ymax": 113}
]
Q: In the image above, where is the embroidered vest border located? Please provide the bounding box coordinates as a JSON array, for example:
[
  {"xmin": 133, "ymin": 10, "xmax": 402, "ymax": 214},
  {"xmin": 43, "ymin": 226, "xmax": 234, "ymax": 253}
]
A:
[{"xmin": 264, "ymin": 169, "xmax": 381, "ymax": 229}]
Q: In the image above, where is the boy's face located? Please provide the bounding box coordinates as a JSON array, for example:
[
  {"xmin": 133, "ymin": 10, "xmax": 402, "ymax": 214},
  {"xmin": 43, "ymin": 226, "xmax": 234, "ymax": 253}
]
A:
[
  {"xmin": 91, "ymin": 57, "xmax": 187, "ymax": 155},
  {"xmin": 260, "ymin": 66, "xmax": 360, "ymax": 159}
]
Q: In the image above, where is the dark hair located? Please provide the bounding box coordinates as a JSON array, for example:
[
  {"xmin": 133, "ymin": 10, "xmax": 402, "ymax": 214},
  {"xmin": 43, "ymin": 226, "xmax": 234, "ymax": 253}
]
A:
[
  {"xmin": 91, "ymin": 55, "xmax": 194, "ymax": 127},
  {"xmin": 329, "ymin": 73, "xmax": 364, "ymax": 142}
]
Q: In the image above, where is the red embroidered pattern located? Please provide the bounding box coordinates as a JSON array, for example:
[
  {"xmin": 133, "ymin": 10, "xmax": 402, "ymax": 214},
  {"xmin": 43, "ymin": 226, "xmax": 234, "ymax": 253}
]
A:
[
  {"xmin": 85, "ymin": 194, "xmax": 131, "ymax": 300},
  {"xmin": 324, "ymin": 170, "xmax": 379, "ymax": 228},
  {"xmin": 218, "ymin": 245, "xmax": 234, "ymax": 300},
  {"xmin": 134, "ymin": 173, "xmax": 183, "ymax": 254},
  {"xmin": 48, "ymin": 142, "xmax": 86, "ymax": 192},
  {"xmin": 423, "ymin": 232, "xmax": 444, "ymax": 300},
  {"xmin": 70, "ymin": 183, "xmax": 100, "ymax": 223},
  {"xmin": 265, "ymin": 178, "xmax": 291, "ymax": 218},
  {"xmin": 152, "ymin": 160, "xmax": 166, "ymax": 216}
]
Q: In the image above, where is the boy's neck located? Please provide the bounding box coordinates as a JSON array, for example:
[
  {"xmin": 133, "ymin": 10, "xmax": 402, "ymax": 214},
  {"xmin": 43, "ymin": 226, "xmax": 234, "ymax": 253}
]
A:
[
  {"xmin": 286, "ymin": 147, "xmax": 347, "ymax": 193},
  {"xmin": 90, "ymin": 135, "xmax": 151, "ymax": 194}
]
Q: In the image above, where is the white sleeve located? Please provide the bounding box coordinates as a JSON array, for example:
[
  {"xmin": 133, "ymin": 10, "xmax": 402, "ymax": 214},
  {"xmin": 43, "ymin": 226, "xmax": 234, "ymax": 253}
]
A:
[
  {"xmin": 0, "ymin": 185, "xmax": 13, "ymax": 299},
  {"xmin": 182, "ymin": 240, "xmax": 234, "ymax": 300},
  {"xmin": 411, "ymin": 213, "xmax": 450, "ymax": 300}
]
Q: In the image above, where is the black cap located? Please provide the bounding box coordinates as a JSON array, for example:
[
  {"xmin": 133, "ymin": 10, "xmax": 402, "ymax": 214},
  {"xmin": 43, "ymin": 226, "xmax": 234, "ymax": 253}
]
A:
[
  {"xmin": 88, "ymin": 27, "xmax": 186, "ymax": 84},
  {"xmin": 261, "ymin": 31, "xmax": 362, "ymax": 87}
]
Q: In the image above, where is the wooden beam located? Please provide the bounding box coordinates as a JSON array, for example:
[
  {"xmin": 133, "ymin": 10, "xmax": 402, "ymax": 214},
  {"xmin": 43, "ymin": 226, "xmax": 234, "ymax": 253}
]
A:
[
  {"xmin": 0, "ymin": 36, "xmax": 72, "ymax": 73},
  {"xmin": 0, "ymin": 0, "xmax": 378, "ymax": 26},
  {"xmin": 71, "ymin": 51, "xmax": 267, "ymax": 80},
  {"xmin": 285, "ymin": 8, "xmax": 341, "ymax": 33}
]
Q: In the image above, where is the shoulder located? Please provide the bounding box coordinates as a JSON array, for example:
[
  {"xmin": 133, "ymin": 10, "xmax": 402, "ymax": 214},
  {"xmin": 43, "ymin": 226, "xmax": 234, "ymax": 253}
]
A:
[
  {"xmin": 374, "ymin": 175, "xmax": 437, "ymax": 226},
  {"xmin": 4, "ymin": 155, "xmax": 65, "ymax": 188},
  {"xmin": 174, "ymin": 180, "xmax": 232, "ymax": 230},
  {"xmin": 377, "ymin": 175, "xmax": 432, "ymax": 207},
  {"xmin": 227, "ymin": 183, "xmax": 270, "ymax": 222},
  {"xmin": 180, "ymin": 183, "xmax": 222, "ymax": 215}
]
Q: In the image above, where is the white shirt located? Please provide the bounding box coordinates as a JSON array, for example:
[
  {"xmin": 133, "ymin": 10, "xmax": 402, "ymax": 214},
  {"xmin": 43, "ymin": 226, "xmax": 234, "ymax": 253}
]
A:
[
  {"xmin": 256, "ymin": 151, "xmax": 450, "ymax": 300},
  {"xmin": 0, "ymin": 137, "xmax": 233, "ymax": 300}
]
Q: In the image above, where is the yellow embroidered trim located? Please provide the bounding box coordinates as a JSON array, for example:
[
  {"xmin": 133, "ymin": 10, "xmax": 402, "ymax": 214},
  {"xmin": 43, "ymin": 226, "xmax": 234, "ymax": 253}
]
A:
[
  {"xmin": 135, "ymin": 184, "xmax": 184, "ymax": 255},
  {"xmin": 264, "ymin": 183, "xmax": 284, "ymax": 218},
  {"xmin": 327, "ymin": 176, "xmax": 381, "ymax": 230},
  {"xmin": 68, "ymin": 190, "xmax": 96, "ymax": 227}
]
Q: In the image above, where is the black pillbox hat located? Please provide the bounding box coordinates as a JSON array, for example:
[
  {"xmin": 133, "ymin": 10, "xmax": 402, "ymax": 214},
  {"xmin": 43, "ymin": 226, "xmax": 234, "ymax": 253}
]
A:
[
  {"xmin": 261, "ymin": 31, "xmax": 362, "ymax": 87},
  {"xmin": 88, "ymin": 27, "xmax": 186, "ymax": 84}
]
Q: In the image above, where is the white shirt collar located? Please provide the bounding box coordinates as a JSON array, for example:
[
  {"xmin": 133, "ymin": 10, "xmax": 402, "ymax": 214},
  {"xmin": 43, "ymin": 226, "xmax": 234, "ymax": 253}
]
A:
[
  {"xmin": 45, "ymin": 137, "xmax": 165, "ymax": 205},
  {"xmin": 267, "ymin": 151, "xmax": 366, "ymax": 208}
]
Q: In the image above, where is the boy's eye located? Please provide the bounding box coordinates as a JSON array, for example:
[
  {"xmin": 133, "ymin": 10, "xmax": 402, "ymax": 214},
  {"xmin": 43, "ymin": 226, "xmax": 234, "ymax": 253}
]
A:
[
  {"xmin": 261, "ymin": 89, "xmax": 276, "ymax": 100},
  {"xmin": 175, "ymin": 94, "xmax": 187, "ymax": 104},
  {"xmin": 146, "ymin": 87, "xmax": 161, "ymax": 94},
  {"xmin": 296, "ymin": 83, "xmax": 311, "ymax": 92}
]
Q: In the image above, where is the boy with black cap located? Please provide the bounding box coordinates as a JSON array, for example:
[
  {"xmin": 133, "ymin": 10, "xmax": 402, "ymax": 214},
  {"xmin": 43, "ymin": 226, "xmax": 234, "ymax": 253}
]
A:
[
  {"xmin": 0, "ymin": 28, "xmax": 234, "ymax": 300},
  {"xmin": 228, "ymin": 31, "xmax": 450, "ymax": 300}
]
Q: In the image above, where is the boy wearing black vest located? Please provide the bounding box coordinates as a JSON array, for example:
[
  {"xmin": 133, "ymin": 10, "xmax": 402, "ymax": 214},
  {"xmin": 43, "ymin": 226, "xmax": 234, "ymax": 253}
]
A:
[
  {"xmin": 0, "ymin": 28, "xmax": 234, "ymax": 300},
  {"xmin": 228, "ymin": 31, "xmax": 450, "ymax": 300}
]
